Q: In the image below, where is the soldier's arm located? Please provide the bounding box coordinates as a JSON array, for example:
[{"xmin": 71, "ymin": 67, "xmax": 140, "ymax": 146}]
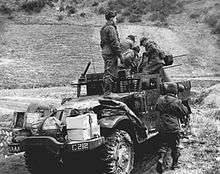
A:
[
  {"xmin": 108, "ymin": 26, "xmax": 122, "ymax": 56},
  {"xmin": 155, "ymin": 96, "xmax": 164, "ymax": 112},
  {"xmin": 175, "ymin": 100, "xmax": 189, "ymax": 120}
]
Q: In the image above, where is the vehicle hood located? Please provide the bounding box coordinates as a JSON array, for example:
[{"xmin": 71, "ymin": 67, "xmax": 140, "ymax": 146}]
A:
[{"xmin": 57, "ymin": 95, "xmax": 102, "ymax": 110}]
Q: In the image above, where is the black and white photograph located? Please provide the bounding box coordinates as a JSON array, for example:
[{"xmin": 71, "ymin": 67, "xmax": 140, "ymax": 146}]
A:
[{"xmin": 0, "ymin": 0, "xmax": 219, "ymax": 174}]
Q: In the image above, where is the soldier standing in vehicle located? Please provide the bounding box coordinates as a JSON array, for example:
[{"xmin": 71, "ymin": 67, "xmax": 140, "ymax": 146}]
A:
[
  {"xmin": 138, "ymin": 37, "xmax": 173, "ymax": 82},
  {"xmin": 100, "ymin": 10, "xmax": 122, "ymax": 96},
  {"xmin": 155, "ymin": 82, "xmax": 189, "ymax": 173}
]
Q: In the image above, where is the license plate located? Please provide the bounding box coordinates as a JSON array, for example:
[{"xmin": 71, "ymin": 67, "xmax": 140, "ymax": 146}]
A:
[
  {"xmin": 9, "ymin": 144, "xmax": 21, "ymax": 153},
  {"xmin": 72, "ymin": 142, "xmax": 89, "ymax": 151}
]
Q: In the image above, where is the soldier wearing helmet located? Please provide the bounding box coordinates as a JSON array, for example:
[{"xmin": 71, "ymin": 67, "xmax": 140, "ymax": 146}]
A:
[
  {"xmin": 120, "ymin": 46, "xmax": 140, "ymax": 72},
  {"xmin": 139, "ymin": 37, "xmax": 173, "ymax": 82},
  {"xmin": 155, "ymin": 82, "xmax": 189, "ymax": 173},
  {"xmin": 120, "ymin": 35, "xmax": 136, "ymax": 54},
  {"xmin": 100, "ymin": 10, "xmax": 122, "ymax": 96}
]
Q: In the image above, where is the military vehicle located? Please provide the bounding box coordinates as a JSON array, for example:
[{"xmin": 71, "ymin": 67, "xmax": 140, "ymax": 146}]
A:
[{"xmin": 9, "ymin": 62, "xmax": 191, "ymax": 174}]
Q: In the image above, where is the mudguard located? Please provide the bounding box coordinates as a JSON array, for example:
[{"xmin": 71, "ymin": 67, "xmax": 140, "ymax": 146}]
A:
[
  {"xmin": 99, "ymin": 115, "xmax": 129, "ymax": 128},
  {"xmin": 98, "ymin": 99, "xmax": 148, "ymax": 143},
  {"xmin": 99, "ymin": 99, "xmax": 146, "ymax": 129}
]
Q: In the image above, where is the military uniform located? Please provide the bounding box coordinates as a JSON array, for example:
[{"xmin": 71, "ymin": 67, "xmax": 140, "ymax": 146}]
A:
[
  {"xmin": 155, "ymin": 84, "xmax": 189, "ymax": 173},
  {"xmin": 120, "ymin": 46, "xmax": 140, "ymax": 72},
  {"xmin": 100, "ymin": 18, "xmax": 121, "ymax": 94},
  {"xmin": 139, "ymin": 38, "xmax": 172, "ymax": 82},
  {"xmin": 120, "ymin": 38, "xmax": 135, "ymax": 54}
]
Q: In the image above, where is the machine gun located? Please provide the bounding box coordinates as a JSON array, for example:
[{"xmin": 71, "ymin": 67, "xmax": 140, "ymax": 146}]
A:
[
  {"xmin": 163, "ymin": 64, "xmax": 182, "ymax": 69},
  {"xmin": 173, "ymin": 54, "xmax": 188, "ymax": 59},
  {"xmin": 76, "ymin": 62, "xmax": 91, "ymax": 97}
]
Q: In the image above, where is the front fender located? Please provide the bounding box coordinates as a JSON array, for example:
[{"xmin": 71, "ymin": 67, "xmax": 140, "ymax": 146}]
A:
[{"xmin": 99, "ymin": 116, "xmax": 129, "ymax": 128}]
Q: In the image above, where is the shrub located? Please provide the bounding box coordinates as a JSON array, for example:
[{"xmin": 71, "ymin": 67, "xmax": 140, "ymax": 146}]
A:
[
  {"xmin": 21, "ymin": 0, "xmax": 46, "ymax": 14},
  {"xmin": 149, "ymin": 13, "xmax": 159, "ymax": 22},
  {"xmin": 121, "ymin": 8, "xmax": 131, "ymax": 16},
  {"xmin": 80, "ymin": 12, "xmax": 86, "ymax": 17},
  {"xmin": 116, "ymin": 15, "xmax": 125, "ymax": 23},
  {"xmin": 66, "ymin": 5, "xmax": 77, "ymax": 15},
  {"xmin": 92, "ymin": 1, "xmax": 99, "ymax": 7},
  {"xmin": 108, "ymin": 0, "xmax": 122, "ymax": 13},
  {"xmin": 104, "ymin": 0, "xmax": 182, "ymax": 23},
  {"xmin": 204, "ymin": 13, "xmax": 219, "ymax": 27},
  {"xmin": 47, "ymin": 0, "xmax": 55, "ymax": 8},
  {"xmin": 213, "ymin": 20, "xmax": 220, "ymax": 34},
  {"xmin": 0, "ymin": 4, "xmax": 12, "ymax": 15},
  {"xmin": 190, "ymin": 12, "xmax": 200, "ymax": 19},
  {"xmin": 57, "ymin": 14, "xmax": 64, "ymax": 21},
  {"xmin": 128, "ymin": 14, "xmax": 142, "ymax": 23},
  {"xmin": 97, "ymin": 6, "xmax": 106, "ymax": 14}
]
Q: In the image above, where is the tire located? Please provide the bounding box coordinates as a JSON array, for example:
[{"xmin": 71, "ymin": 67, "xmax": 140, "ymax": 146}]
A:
[
  {"xmin": 24, "ymin": 148, "xmax": 62, "ymax": 174},
  {"xmin": 101, "ymin": 129, "xmax": 134, "ymax": 174}
]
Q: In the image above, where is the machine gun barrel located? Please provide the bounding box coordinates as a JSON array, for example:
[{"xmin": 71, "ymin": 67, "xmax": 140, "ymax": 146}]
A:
[
  {"xmin": 164, "ymin": 64, "xmax": 182, "ymax": 69},
  {"xmin": 76, "ymin": 62, "xmax": 91, "ymax": 98},
  {"xmin": 173, "ymin": 54, "xmax": 188, "ymax": 59},
  {"xmin": 81, "ymin": 62, "xmax": 91, "ymax": 77}
]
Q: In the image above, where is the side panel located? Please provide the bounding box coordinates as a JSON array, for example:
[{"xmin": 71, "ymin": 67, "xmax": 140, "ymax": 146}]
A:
[{"xmin": 99, "ymin": 116, "xmax": 129, "ymax": 128}]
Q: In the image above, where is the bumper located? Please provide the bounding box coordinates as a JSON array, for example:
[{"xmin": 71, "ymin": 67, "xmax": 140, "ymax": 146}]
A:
[{"xmin": 9, "ymin": 136, "xmax": 105, "ymax": 154}]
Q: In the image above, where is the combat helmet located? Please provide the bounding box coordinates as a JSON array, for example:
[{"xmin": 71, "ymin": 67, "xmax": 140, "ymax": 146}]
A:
[
  {"xmin": 140, "ymin": 37, "xmax": 149, "ymax": 46},
  {"xmin": 162, "ymin": 82, "xmax": 185, "ymax": 95}
]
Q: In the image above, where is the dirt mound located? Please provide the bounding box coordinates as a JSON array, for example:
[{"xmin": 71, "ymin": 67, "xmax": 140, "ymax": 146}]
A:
[{"xmin": 196, "ymin": 84, "xmax": 220, "ymax": 109}]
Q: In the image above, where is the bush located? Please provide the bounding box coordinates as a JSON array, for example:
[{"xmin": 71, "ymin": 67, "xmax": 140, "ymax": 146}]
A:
[
  {"xmin": 204, "ymin": 13, "xmax": 219, "ymax": 27},
  {"xmin": 128, "ymin": 14, "xmax": 142, "ymax": 23},
  {"xmin": 213, "ymin": 20, "xmax": 220, "ymax": 34},
  {"xmin": 92, "ymin": 1, "xmax": 99, "ymax": 7},
  {"xmin": 190, "ymin": 12, "xmax": 200, "ymax": 19},
  {"xmin": 121, "ymin": 8, "xmax": 131, "ymax": 16},
  {"xmin": 0, "ymin": 4, "xmax": 12, "ymax": 15},
  {"xmin": 80, "ymin": 12, "xmax": 86, "ymax": 17},
  {"xmin": 21, "ymin": 0, "xmax": 46, "ymax": 14},
  {"xmin": 57, "ymin": 14, "xmax": 64, "ymax": 21},
  {"xmin": 108, "ymin": 0, "xmax": 122, "ymax": 13},
  {"xmin": 149, "ymin": 13, "xmax": 159, "ymax": 22},
  {"xmin": 97, "ymin": 6, "xmax": 106, "ymax": 14},
  {"xmin": 116, "ymin": 15, "xmax": 125, "ymax": 23},
  {"xmin": 103, "ymin": 0, "xmax": 182, "ymax": 23},
  {"xmin": 66, "ymin": 5, "xmax": 77, "ymax": 15}
]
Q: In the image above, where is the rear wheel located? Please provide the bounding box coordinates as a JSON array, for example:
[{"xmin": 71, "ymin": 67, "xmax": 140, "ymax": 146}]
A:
[
  {"xmin": 24, "ymin": 148, "xmax": 62, "ymax": 174},
  {"xmin": 101, "ymin": 129, "xmax": 134, "ymax": 174}
]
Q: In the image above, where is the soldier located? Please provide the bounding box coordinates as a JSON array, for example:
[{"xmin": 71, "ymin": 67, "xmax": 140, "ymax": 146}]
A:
[
  {"xmin": 120, "ymin": 46, "xmax": 140, "ymax": 72},
  {"xmin": 100, "ymin": 10, "xmax": 122, "ymax": 96},
  {"xmin": 155, "ymin": 82, "xmax": 189, "ymax": 173},
  {"xmin": 139, "ymin": 37, "xmax": 173, "ymax": 82},
  {"xmin": 120, "ymin": 35, "xmax": 136, "ymax": 54}
]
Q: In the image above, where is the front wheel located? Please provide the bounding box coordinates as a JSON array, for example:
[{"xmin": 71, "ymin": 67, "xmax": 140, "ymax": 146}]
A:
[{"xmin": 101, "ymin": 129, "xmax": 134, "ymax": 174}]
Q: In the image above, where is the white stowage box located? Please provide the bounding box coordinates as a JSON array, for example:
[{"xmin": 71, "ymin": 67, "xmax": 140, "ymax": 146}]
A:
[
  {"xmin": 66, "ymin": 113, "xmax": 98, "ymax": 129},
  {"xmin": 67, "ymin": 125, "xmax": 100, "ymax": 141},
  {"xmin": 66, "ymin": 113, "xmax": 100, "ymax": 141}
]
